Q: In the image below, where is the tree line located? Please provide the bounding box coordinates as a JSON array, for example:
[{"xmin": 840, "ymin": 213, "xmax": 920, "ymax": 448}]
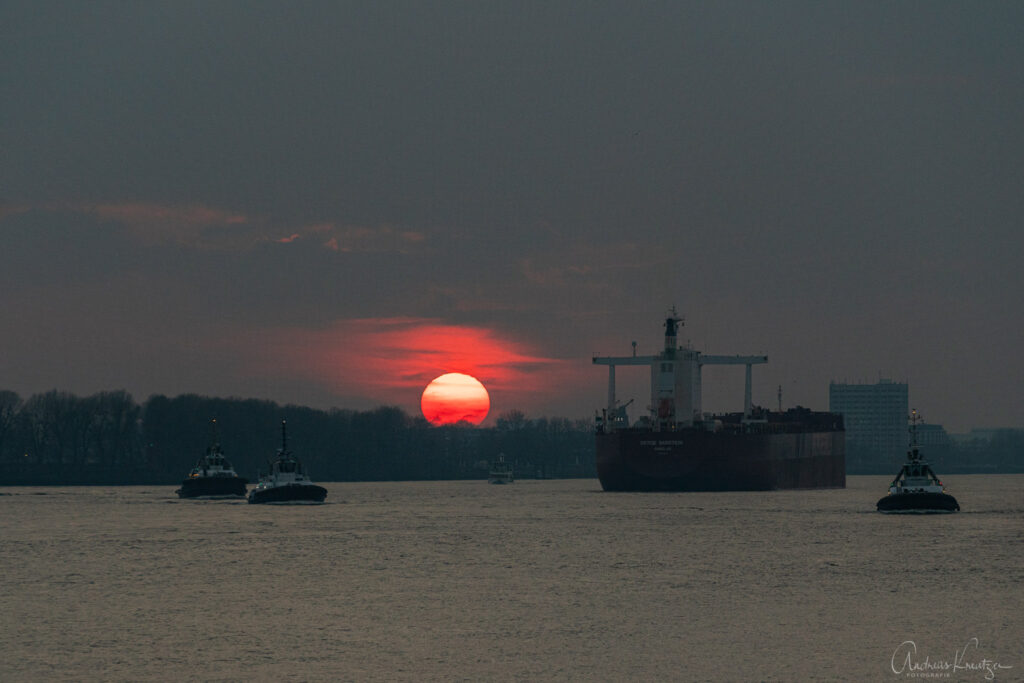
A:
[
  {"xmin": 0, "ymin": 389, "xmax": 596, "ymax": 485},
  {"xmin": 836, "ymin": 433, "xmax": 1024, "ymax": 475},
  {"xmin": 908, "ymin": 431, "xmax": 1024, "ymax": 474}
]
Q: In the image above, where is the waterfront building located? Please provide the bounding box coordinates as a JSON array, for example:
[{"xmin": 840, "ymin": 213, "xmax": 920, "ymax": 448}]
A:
[{"xmin": 828, "ymin": 379, "xmax": 908, "ymax": 473}]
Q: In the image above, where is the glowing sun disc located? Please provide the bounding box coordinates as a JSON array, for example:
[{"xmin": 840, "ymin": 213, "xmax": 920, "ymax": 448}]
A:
[{"xmin": 421, "ymin": 373, "xmax": 490, "ymax": 426}]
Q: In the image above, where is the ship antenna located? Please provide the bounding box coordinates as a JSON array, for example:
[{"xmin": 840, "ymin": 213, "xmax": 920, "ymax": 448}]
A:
[{"xmin": 281, "ymin": 420, "xmax": 288, "ymax": 455}]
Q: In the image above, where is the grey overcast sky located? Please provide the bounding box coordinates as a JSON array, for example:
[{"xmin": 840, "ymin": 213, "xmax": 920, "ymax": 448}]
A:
[{"xmin": 2, "ymin": 1, "xmax": 1022, "ymax": 431}]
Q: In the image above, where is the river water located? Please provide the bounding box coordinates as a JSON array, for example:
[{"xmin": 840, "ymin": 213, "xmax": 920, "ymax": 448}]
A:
[{"xmin": 2, "ymin": 475, "xmax": 1021, "ymax": 681}]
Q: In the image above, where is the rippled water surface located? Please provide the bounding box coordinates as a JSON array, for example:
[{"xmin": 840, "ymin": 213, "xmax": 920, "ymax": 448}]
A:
[{"xmin": 2, "ymin": 475, "xmax": 1022, "ymax": 681}]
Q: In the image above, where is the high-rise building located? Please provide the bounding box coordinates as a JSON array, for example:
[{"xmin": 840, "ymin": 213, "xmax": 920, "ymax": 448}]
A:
[{"xmin": 828, "ymin": 379, "xmax": 908, "ymax": 472}]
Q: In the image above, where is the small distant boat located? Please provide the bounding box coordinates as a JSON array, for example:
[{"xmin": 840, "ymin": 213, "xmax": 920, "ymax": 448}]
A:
[
  {"xmin": 876, "ymin": 410, "xmax": 959, "ymax": 514},
  {"xmin": 247, "ymin": 421, "xmax": 327, "ymax": 505},
  {"xmin": 488, "ymin": 454, "xmax": 514, "ymax": 484},
  {"xmin": 175, "ymin": 419, "xmax": 248, "ymax": 499}
]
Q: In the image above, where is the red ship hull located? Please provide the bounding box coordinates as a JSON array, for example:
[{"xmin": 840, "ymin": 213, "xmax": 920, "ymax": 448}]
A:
[{"xmin": 596, "ymin": 427, "xmax": 846, "ymax": 492}]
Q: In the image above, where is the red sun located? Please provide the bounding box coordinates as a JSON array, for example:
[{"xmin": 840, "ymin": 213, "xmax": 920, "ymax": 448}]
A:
[{"xmin": 420, "ymin": 373, "xmax": 490, "ymax": 426}]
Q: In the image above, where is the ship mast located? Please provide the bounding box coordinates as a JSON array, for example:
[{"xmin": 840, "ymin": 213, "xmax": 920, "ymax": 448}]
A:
[{"xmin": 663, "ymin": 306, "xmax": 682, "ymax": 358}]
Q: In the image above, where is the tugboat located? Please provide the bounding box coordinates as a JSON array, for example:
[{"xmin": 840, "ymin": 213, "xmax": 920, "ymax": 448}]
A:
[
  {"xmin": 488, "ymin": 453, "xmax": 514, "ymax": 484},
  {"xmin": 876, "ymin": 410, "xmax": 959, "ymax": 514},
  {"xmin": 175, "ymin": 419, "xmax": 248, "ymax": 499},
  {"xmin": 247, "ymin": 420, "xmax": 327, "ymax": 505}
]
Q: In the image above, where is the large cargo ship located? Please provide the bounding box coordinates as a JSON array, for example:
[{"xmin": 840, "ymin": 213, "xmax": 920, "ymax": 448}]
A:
[{"xmin": 593, "ymin": 312, "xmax": 845, "ymax": 491}]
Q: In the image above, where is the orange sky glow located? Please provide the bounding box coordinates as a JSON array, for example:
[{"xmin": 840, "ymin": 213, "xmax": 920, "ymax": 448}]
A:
[{"xmin": 238, "ymin": 318, "xmax": 589, "ymax": 421}]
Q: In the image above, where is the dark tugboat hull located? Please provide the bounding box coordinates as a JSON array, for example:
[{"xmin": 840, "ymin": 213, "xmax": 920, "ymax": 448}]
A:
[
  {"xmin": 176, "ymin": 477, "xmax": 248, "ymax": 499},
  {"xmin": 247, "ymin": 484, "xmax": 327, "ymax": 505},
  {"xmin": 596, "ymin": 429, "xmax": 846, "ymax": 492},
  {"xmin": 877, "ymin": 492, "xmax": 959, "ymax": 514}
]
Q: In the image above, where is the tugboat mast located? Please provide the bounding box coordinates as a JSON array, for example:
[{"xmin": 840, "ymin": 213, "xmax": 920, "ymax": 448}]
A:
[
  {"xmin": 908, "ymin": 409, "xmax": 922, "ymax": 462},
  {"xmin": 209, "ymin": 418, "xmax": 220, "ymax": 452}
]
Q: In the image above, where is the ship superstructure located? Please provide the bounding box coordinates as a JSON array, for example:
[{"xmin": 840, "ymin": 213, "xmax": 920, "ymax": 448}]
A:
[{"xmin": 595, "ymin": 310, "xmax": 769, "ymax": 431}]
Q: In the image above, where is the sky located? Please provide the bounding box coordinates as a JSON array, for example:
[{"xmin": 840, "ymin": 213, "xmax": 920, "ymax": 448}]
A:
[{"xmin": 2, "ymin": 1, "xmax": 1022, "ymax": 432}]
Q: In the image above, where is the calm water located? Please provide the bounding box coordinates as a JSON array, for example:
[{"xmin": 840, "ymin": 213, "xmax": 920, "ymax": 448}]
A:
[{"xmin": 2, "ymin": 476, "xmax": 1021, "ymax": 682}]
